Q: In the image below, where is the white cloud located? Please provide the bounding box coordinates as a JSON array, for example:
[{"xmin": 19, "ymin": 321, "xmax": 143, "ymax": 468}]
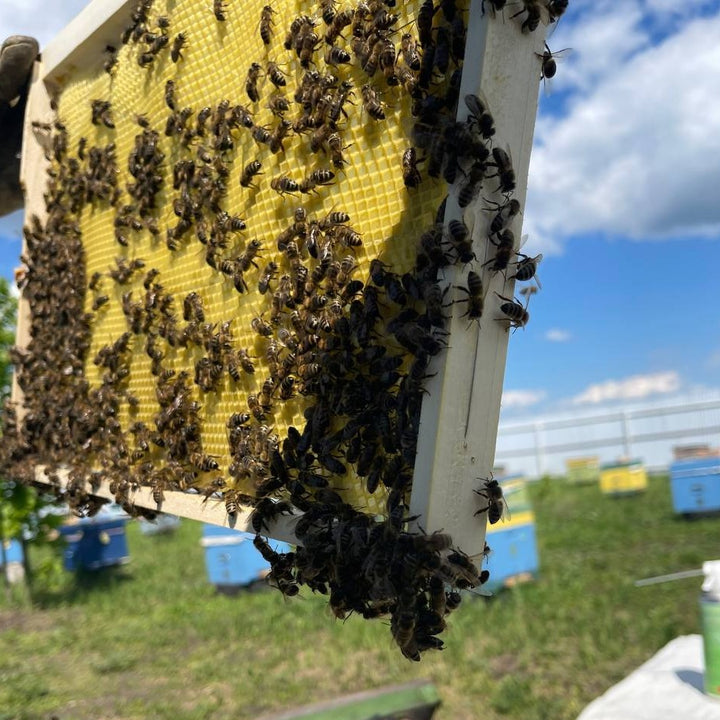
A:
[
  {"xmin": 502, "ymin": 390, "xmax": 546, "ymax": 409},
  {"xmin": 545, "ymin": 4, "xmax": 649, "ymax": 95},
  {"xmin": 527, "ymin": 9, "xmax": 720, "ymax": 247},
  {"xmin": 545, "ymin": 329, "xmax": 571, "ymax": 342},
  {"xmin": 0, "ymin": 1, "xmax": 88, "ymax": 49},
  {"xmin": 572, "ymin": 371, "xmax": 681, "ymax": 405}
]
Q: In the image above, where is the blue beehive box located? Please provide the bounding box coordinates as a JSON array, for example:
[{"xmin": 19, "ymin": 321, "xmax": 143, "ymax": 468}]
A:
[
  {"xmin": 1, "ymin": 539, "xmax": 23, "ymax": 565},
  {"xmin": 670, "ymin": 456, "xmax": 720, "ymax": 515},
  {"xmin": 201, "ymin": 524, "xmax": 291, "ymax": 590},
  {"xmin": 59, "ymin": 517, "xmax": 129, "ymax": 571},
  {"xmin": 483, "ymin": 475, "xmax": 539, "ymax": 592}
]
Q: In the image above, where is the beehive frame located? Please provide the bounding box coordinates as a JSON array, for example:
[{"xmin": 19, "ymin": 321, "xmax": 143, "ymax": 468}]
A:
[{"xmin": 10, "ymin": 0, "xmax": 546, "ymax": 560}]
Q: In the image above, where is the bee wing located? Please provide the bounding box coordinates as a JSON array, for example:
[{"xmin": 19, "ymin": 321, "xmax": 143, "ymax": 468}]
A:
[{"xmin": 518, "ymin": 233, "xmax": 528, "ymax": 251}]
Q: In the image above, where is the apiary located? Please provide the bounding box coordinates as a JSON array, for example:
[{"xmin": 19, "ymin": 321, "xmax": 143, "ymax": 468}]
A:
[
  {"xmin": 1, "ymin": 0, "xmax": 559, "ymax": 659},
  {"xmin": 670, "ymin": 456, "xmax": 720, "ymax": 516},
  {"xmin": 565, "ymin": 456, "xmax": 600, "ymax": 485},
  {"xmin": 599, "ymin": 460, "xmax": 648, "ymax": 497},
  {"xmin": 484, "ymin": 474, "xmax": 538, "ymax": 591}
]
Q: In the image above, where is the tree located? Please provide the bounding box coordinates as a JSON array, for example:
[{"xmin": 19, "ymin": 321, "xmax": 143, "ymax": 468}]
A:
[{"xmin": 0, "ymin": 276, "xmax": 16, "ymax": 402}]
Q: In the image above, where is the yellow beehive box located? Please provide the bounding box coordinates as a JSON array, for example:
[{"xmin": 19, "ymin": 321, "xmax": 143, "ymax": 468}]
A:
[
  {"xmin": 599, "ymin": 460, "xmax": 648, "ymax": 496},
  {"xmin": 565, "ymin": 456, "xmax": 600, "ymax": 485}
]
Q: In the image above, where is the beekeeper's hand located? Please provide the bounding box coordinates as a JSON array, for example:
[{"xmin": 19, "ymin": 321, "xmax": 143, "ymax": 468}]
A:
[{"xmin": 0, "ymin": 36, "xmax": 40, "ymax": 217}]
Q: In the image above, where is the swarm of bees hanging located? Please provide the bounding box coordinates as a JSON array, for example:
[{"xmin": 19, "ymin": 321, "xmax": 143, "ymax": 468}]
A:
[{"xmin": 0, "ymin": 0, "xmax": 564, "ymax": 660}]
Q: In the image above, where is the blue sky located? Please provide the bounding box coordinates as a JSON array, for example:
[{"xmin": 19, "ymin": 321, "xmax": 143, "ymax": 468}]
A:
[{"xmin": 1, "ymin": 0, "xmax": 719, "ymax": 420}]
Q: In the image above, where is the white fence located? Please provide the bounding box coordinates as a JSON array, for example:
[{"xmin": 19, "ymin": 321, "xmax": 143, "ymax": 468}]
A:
[{"xmin": 495, "ymin": 396, "xmax": 720, "ymax": 478}]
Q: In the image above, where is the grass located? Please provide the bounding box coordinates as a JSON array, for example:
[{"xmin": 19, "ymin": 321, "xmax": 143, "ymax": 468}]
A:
[{"xmin": 0, "ymin": 475, "xmax": 717, "ymax": 720}]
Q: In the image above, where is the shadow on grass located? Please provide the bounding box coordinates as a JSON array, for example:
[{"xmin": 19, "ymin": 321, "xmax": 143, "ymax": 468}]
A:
[{"xmin": 30, "ymin": 564, "xmax": 135, "ymax": 609}]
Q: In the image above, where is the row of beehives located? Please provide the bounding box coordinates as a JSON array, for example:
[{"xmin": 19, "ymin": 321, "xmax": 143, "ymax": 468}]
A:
[{"xmin": 564, "ymin": 455, "xmax": 720, "ymax": 513}]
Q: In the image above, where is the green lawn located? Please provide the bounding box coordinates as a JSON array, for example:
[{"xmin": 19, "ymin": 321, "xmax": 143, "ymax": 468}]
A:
[{"xmin": 1, "ymin": 475, "xmax": 717, "ymax": 720}]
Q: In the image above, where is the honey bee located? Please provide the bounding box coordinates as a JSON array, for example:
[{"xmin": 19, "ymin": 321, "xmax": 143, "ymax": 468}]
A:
[
  {"xmin": 247, "ymin": 394, "xmax": 266, "ymax": 421},
  {"xmin": 464, "ymin": 92, "xmax": 495, "ymax": 139},
  {"xmin": 150, "ymin": 34, "xmax": 169, "ymax": 54},
  {"xmin": 457, "ymin": 163, "xmax": 485, "ymax": 209},
  {"xmin": 447, "ymin": 219, "xmax": 475, "ymax": 264},
  {"xmin": 325, "ymin": 9, "xmax": 352, "ymax": 45},
  {"xmin": 103, "ymin": 45, "xmax": 118, "ymax": 74},
  {"xmin": 512, "ymin": 0, "xmax": 545, "ymax": 33},
  {"xmin": 319, "ymin": 0, "xmax": 337, "ymax": 24},
  {"xmin": 359, "ymin": 37, "xmax": 380, "ymax": 76},
  {"xmin": 183, "ymin": 291, "xmax": 204, "ymax": 322},
  {"xmin": 284, "ymin": 14, "xmax": 312, "ymax": 51},
  {"xmin": 455, "ymin": 271, "xmax": 484, "ymax": 323},
  {"xmin": 237, "ymin": 348, "xmax": 255, "ymax": 373},
  {"xmin": 229, "ymin": 104, "xmax": 254, "ymax": 129},
  {"xmin": 361, "ymin": 84, "xmax": 385, "ymax": 120},
  {"xmin": 237, "ymin": 239, "xmax": 262, "ymax": 272},
  {"xmin": 259, "ymin": 5, "xmax": 275, "ymax": 45},
  {"xmin": 269, "ymin": 118, "xmax": 292, "ymax": 153},
  {"xmin": 495, "ymin": 292, "xmax": 529, "ymax": 330},
  {"xmin": 92, "ymin": 295, "xmax": 110, "ymax": 311},
  {"xmin": 511, "ymin": 253, "xmax": 543, "ymax": 287},
  {"xmin": 474, "ymin": 475, "xmax": 506, "ymax": 523},
  {"xmin": 165, "ymin": 80, "xmax": 176, "ymax": 110},
  {"xmin": 538, "ymin": 43, "xmax": 570, "ymax": 80},
  {"xmin": 402, "ymin": 147, "xmax": 422, "ymax": 189},
  {"xmin": 278, "ymin": 376, "xmax": 295, "ymax": 401},
  {"xmin": 488, "ymin": 197, "xmax": 521, "ymax": 234},
  {"xmin": 251, "ymin": 315, "xmax": 273, "ymax": 337},
  {"xmin": 491, "ymin": 147, "xmax": 516, "ymax": 194},
  {"xmin": 252, "ymin": 124, "xmax": 271, "ymax": 145},
  {"xmin": 325, "ymin": 45, "xmax": 351, "ymax": 66},
  {"xmin": 88, "ymin": 271, "xmax": 103, "ymax": 290},
  {"xmin": 171, "ymin": 33, "xmax": 186, "ymax": 62},
  {"xmin": 434, "ymin": 25, "xmax": 452, "ymax": 74},
  {"xmin": 270, "ymin": 174, "xmax": 299, "ymax": 196},
  {"xmin": 308, "ymin": 168, "xmax": 334, "ymax": 186},
  {"xmin": 91, "ymin": 99, "xmax": 114, "ymax": 128},
  {"xmin": 400, "ymin": 33, "xmax": 421, "ymax": 71},
  {"xmin": 482, "ymin": 0, "xmax": 506, "ymax": 14},
  {"xmin": 266, "ymin": 61, "xmax": 287, "ymax": 89},
  {"xmin": 548, "ymin": 0, "xmax": 568, "ymax": 22},
  {"xmin": 214, "ymin": 0, "xmax": 227, "ymax": 22},
  {"xmin": 258, "ymin": 261, "xmax": 279, "ymax": 294},
  {"xmin": 267, "ymin": 95, "xmax": 289, "ymax": 115},
  {"xmin": 240, "ymin": 159, "xmax": 263, "ymax": 188},
  {"xmin": 246, "ymin": 62, "xmax": 263, "ymax": 102},
  {"xmin": 417, "ymin": 0, "xmax": 434, "ymax": 47},
  {"xmin": 299, "ymin": 27, "xmax": 320, "ymax": 68},
  {"xmin": 327, "ymin": 132, "xmax": 350, "ymax": 168}
]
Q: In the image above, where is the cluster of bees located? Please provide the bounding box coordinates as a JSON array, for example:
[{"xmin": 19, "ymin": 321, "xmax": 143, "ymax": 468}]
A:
[{"xmin": 0, "ymin": 0, "xmax": 563, "ymax": 659}]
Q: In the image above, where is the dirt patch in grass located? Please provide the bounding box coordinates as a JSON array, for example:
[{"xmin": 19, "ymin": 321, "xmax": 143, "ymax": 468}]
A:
[
  {"xmin": 0, "ymin": 607, "xmax": 63, "ymax": 634},
  {"xmin": 488, "ymin": 653, "xmax": 523, "ymax": 678}
]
